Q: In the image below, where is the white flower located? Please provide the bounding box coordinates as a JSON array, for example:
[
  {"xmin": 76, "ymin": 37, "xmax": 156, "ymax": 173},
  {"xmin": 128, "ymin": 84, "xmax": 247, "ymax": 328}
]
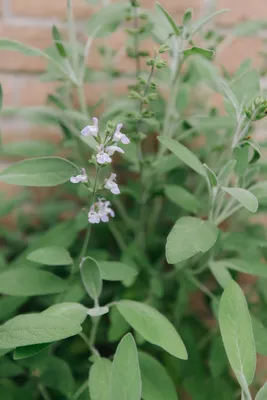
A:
[
  {"xmin": 113, "ymin": 123, "xmax": 130, "ymax": 144},
  {"xmin": 81, "ymin": 117, "xmax": 99, "ymax": 137},
  {"xmin": 88, "ymin": 198, "xmax": 115, "ymax": 224},
  {"xmin": 104, "ymin": 173, "xmax": 120, "ymax": 195},
  {"xmin": 70, "ymin": 168, "xmax": 88, "ymax": 184},
  {"xmin": 106, "ymin": 145, "xmax": 124, "ymax": 156},
  {"xmin": 96, "ymin": 144, "xmax": 112, "ymax": 165}
]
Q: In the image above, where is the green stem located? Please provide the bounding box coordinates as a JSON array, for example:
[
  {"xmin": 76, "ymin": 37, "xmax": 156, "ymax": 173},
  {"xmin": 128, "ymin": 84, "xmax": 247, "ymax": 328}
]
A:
[
  {"xmin": 89, "ymin": 317, "xmax": 101, "ymax": 357},
  {"xmin": 72, "ymin": 380, "xmax": 88, "ymax": 400},
  {"xmin": 38, "ymin": 384, "xmax": 51, "ymax": 400},
  {"xmin": 67, "ymin": 0, "xmax": 79, "ymax": 75},
  {"xmin": 109, "ymin": 221, "xmax": 128, "ymax": 251},
  {"xmin": 186, "ymin": 272, "xmax": 217, "ymax": 301}
]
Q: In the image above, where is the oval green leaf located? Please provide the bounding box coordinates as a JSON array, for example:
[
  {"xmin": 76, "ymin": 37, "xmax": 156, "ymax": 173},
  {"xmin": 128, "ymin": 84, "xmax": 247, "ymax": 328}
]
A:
[
  {"xmin": 218, "ymin": 280, "xmax": 256, "ymax": 386},
  {"xmin": 97, "ymin": 261, "xmax": 137, "ymax": 283},
  {"xmin": 109, "ymin": 333, "xmax": 141, "ymax": 400},
  {"xmin": 222, "ymin": 187, "xmax": 258, "ymax": 213},
  {"xmin": 116, "ymin": 300, "xmax": 187, "ymax": 360},
  {"xmin": 80, "ymin": 257, "xmax": 102, "ymax": 303},
  {"xmin": 89, "ymin": 358, "xmax": 112, "ymax": 400},
  {"xmin": 27, "ymin": 246, "xmax": 72, "ymax": 266},
  {"xmin": 166, "ymin": 217, "xmax": 218, "ymax": 264},
  {"xmin": 164, "ymin": 185, "xmax": 200, "ymax": 213},
  {"xmin": 139, "ymin": 351, "xmax": 178, "ymax": 400},
  {"xmin": 158, "ymin": 137, "xmax": 207, "ymax": 177},
  {"xmin": 42, "ymin": 302, "xmax": 88, "ymax": 325},
  {"xmin": 0, "ymin": 314, "xmax": 82, "ymax": 349},
  {"xmin": 0, "ymin": 267, "xmax": 66, "ymax": 296},
  {"xmin": 0, "ymin": 157, "xmax": 79, "ymax": 187}
]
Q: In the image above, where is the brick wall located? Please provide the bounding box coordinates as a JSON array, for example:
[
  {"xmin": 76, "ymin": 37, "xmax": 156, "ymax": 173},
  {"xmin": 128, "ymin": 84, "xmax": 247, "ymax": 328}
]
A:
[{"xmin": 0, "ymin": 0, "xmax": 266, "ymax": 148}]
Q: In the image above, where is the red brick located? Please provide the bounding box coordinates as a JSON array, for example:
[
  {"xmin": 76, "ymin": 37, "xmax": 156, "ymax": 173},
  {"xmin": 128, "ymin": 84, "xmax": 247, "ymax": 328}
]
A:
[
  {"xmin": 11, "ymin": 0, "xmax": 93, "ymax": 18},
  {"xmin": 0, "ymin": 24, "xmax": 51, "ymax": 72},
  {"xmin": 0, "ymin": 74, "xmax": 15, "ymax": 107},
  {"xmin": 18, "ymin": 78, "xmax": 58, "ymax": 106},
  {"xmin": 218, "ymin": 0, "xmax": 267, "ymax": 25},
  {"xmin": 215, "ymin": 37, "xmax": 263, "ymax": 73}
]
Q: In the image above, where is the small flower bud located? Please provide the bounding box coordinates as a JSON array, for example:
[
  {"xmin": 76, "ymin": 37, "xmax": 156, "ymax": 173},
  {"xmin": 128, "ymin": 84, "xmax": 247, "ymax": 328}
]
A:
[
  {"xmin": 245, "ymin": 96, "xmax": 267, "ymax": 121},
  {"xmin": 146, "ymin": 58, "xmax": 155, "ymax": 66},
  {"xmin": 130, "ymin": 0, "xmax": 140, "ymax": 7},
  {"xmin": 147, "ymin": 93, "xmax": 158, "ymax": 101},
  {"xmin": 139, "ymin": 13, "xmax": 148, "ymax": 20},
  {"xmin": 158, "ymin": 44, "xmax": 170, "ymax": 53},
  {"xmin": 129, "ymin": 90, "xmax": 142, "ymax": 100},
  {"xmin": 155, "ymin": 59, "xmax": 167, "ymax": 69}
]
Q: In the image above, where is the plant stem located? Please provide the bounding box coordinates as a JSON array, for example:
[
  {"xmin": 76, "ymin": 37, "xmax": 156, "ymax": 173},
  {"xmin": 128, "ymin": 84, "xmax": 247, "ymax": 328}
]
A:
[
  {"xmin": 78, "ymin": 167, "xmax": 100, "ymax": 263},
  {"xmin": 89, "ymin": 317, "xmax": 101, "ymax": 357},
  {"xmin": 38, "ymin": 384, "xmax": 51, "ymax": 400},
  {"xmin": 186, "ymin": 272, "xmax": 217, "ymax": 301},
  {"xmin": 133, "ymin": 5, "xmax": 141, "ymax": 79},
  {"xmin": 67, "ymin": 0, "xmax": 79, "ymax": 76},
  {"xmin": 72, "ymin": 380, "xmax": 88, "ymax": 400}
]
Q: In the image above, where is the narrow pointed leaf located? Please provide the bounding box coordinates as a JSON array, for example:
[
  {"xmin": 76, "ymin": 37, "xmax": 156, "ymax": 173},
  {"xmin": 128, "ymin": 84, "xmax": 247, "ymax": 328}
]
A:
[
  {"xmin": 109, "ymin": 333, "xmax": 141, "ymax": 400},
  {"xmin": 256, "ymin": 382, "xmax": 267, "ymax": 400},
  {"xmin": 158, "ymin": 137, "xmax": 207, "ymax": 177},
  {"xmin": 139, "ymin": 352, "xmax": 178, "ymax": 400},
  {"xmin": 116, "ymin": 301, "xmax": 187, "ymax": 359},
  {"xmin": 164, "ymin": 185, "xmax": 200, "ymax": 213},
  {"xmin": 0, "ymin": 314, "xmax": 82, "ymax": 348},
  {"xmin": 0, "ymin": 267, "xmax": 66, "ymax": 296},
  {"xmin": 27, "ymin": 246, "xmax": 72, "ymax": 266},
  {"xmin": 0, "ymin": 157, "xmax": 79, "ymax": 187},
  {"xmin": 219, "ymin": 280, "xmax": 256, "ymax": 386},
  {"xmin": 80, "ymin": 257, "xmax": 102, "ymax": 302},
  {"xmin": 156, "ymin": 2, "xmax": 180, "ymax": 36},
  {"xmin": 89, "ymin": 358, "xmax": 112, "ymax": 400},
  {"xmin": 222, "ymin": 187, "xmax": 258, "ymax": 213}
]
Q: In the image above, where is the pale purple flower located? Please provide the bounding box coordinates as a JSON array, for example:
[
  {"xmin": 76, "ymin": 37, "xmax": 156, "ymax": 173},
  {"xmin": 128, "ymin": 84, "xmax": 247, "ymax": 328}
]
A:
[
  {"xmin": 106, "ymin": 145, "xmax": 124, "ymax": 156},
  {"xmin": 70, "ymin": 168, "xmax": 88, "ymax": 184},
  {"xmin": 104, "ymin": 173, "xmax": 120, "ymax": 195},
  {"xmin": 88, "ymin": 198, "xmax": 115, "ymax": 224},
  {"xmin": 96, "ymin": 144, "xmax": 112, "ymax": 165},
  {"xmin": 81, "ymin": 117, "xmax": 99, "ymax": 137},
  {"xmin": 113, "ymin": 123, "xmax": 130, "ymax": 144}
]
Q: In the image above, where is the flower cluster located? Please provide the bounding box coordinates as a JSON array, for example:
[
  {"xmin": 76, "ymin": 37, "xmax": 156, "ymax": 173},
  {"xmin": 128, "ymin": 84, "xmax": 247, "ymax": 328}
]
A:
[
  {"xmin": 70, "ymin": 117, "xmax": 129, "ymax": 224},
  {"xmin": 88, "ymin": 198, "xmax": 115, "ymax": 224}
]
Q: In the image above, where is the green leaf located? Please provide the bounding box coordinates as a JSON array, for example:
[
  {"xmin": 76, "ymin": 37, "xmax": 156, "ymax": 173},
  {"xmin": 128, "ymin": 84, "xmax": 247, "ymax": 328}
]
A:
[
  {"xmin": 233, "ymin": 20, "xmax": 267, "ymax": 36},
  {"xmin": 255, "ymin": 382, "xmax": 267, "ymax": 400},
  {"xmin": 166, "ymin": 217, "xmax": 218, "ymax": 264},
  {"xmin": 139, "ymin": 352, "xmax": 178, "ymax": 400},
  {"xmin": 0, "ymin": 357, "xmax": 24, "ymax": 378},
  {"xmin": 0, "ymin": 267, "xmax": 66, "ymax": 296},
  {"xmin": 183, "ymin": 8, "xmax": 193, "ymax": 25},
  {"xmin": 234, "ymin": 145, "xmax": 249, "ymax": 176},
  {"xmin": 158, "ymin": 137, "xmax": 207, "ymax": 177},
  {"xmin": 108, "ymin": 307, "xmax": 129, "ymax": 343},
  {"xmin": 164, "ymin": 185, "xmax": 200, "ymax": 213},
  {"xmin": 116, "ymin": 301, "xmax": 187, "ymax": 359},
  {"xmin": 209, "ymin": 261, "xmax": 232, "ymax": 289},
  {"xmin": 89, "ymin": 358, "xmax": 112, "ymax": 400},
  {"xmin": 87, "ymin": 3, "xmax": 128, "ymax": 37},
  {"xmin": 109, "ymin": 333, "xmax": 141, "ymax": 400},
  {"xmin": 0, "ymin": 296, "xmax": 28, "ymax": 322},
  {"xmin": 0, "ymin": 38, "xmax": 49, "ymax": 57},
  {"xmin": 156, "ymin": 2, "xmax": 180, "ymax": 36},
  {"xmin": 192, "ymin": 9, "xmax": 230, "ymax": 34},
  {"xmin": 41, "ymin": 356, "xmax": 74, "ymax": 397},
  {"xmin": 0, "ymin": 83, "xmax": 2, "ymax": 111},
  {"xmin": 0, "ymin": 157, "xmax": 79, "ymax": 187},
  {"xmin": 42, "ymin": 302, "xmax": 88, "ymax": 325},
  {"xmin": 27, "ymin": 246, "xmax": 72, "ymax": 266},
  {"xmin": 0, "ymin": 314, "xmax": 82, "ymax": 348},
  {"xmin": 219, "ymin": 258, "xmax": 267, "ymax": 279},
  {"xmin": 14, "ymin": 343, "xmax": 51, "ymax": 360},
  {"xmin": 218, "ymin": 280, "xmax": 256, "ymax": 386},
  {"xmin": 1, "ymin": 140, "xmax": 57, "ymax": 157},
  {"xmin": 222, "ymin": 187, "xmax": 258, "ymax": 213},
  {"xmin": 203, "ymin": 164, "xmax": 218, "ymax": 187},
  {"xmin": 80, "ymin": 257, "xmax": 102, "ymax": 303},
  {"xmin": 97, "ymin": 261, "xmax": 137, "ymax": 284},
  {"xmin": 209, "ymin": 337, "xmax": 228, "ymax": 378},
  {"xmin": 52, "ymin": 26, "xmax": 67, "ymax": 58},
  {"xmin": 184, "ymin": 47, "xmax": 214, "ymax": 60},
  {"xmin": 251, "ymin": 315, "xmax": 267, "ymax": 356}
]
